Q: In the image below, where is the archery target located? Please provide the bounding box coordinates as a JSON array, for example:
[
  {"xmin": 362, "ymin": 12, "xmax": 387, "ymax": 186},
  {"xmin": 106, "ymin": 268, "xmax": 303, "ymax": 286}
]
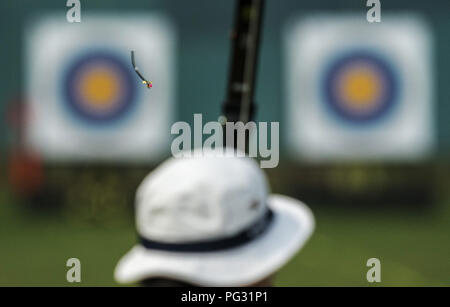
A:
[
  {"xmin": 322, "ymin": 51, "xmax": 398, "ymax": 125},
  {"xmin": 25, "ymin": 14, "xmax": 176, "ymax": 162},
  {"xmin": 62, "ymin": 51, "xmax": 137, "ymax": 125},
  {"xmin": 284, "ymin": 14, "xmax": 434, "ymax": 161}
]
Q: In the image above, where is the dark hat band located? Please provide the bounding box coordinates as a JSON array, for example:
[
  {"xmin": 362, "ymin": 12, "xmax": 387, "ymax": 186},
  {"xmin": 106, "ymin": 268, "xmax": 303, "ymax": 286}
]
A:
[{"xmin": 138, "ymin": 209, "xmax": 274, "ymax": 252}]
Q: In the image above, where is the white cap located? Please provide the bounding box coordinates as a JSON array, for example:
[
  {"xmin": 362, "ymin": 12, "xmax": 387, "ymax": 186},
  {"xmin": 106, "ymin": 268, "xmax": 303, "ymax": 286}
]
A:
[{"xmin": 114, "ymin": 149, "xmax": 315, "ymax": 286}]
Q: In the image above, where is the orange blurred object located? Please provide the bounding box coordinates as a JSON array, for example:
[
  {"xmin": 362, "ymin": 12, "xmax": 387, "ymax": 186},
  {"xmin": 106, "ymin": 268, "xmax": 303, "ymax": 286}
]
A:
[{"xmin": 8, "ymin": 151, "xmax": 44, "ymax": 195}]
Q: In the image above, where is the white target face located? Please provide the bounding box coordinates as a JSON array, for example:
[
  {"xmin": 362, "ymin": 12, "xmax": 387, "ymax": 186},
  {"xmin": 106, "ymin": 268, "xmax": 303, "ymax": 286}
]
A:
[
  {"xmin": 25, "ymin": 14, "xmax": 176, "ymax": 162},
  {"xmin": 284, "ymin": 14, "xmax": 434, "ymax": 161}
]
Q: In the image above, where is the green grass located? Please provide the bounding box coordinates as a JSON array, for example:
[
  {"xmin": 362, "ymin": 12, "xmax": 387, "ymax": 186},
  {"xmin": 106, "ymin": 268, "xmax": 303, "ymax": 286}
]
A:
[
  {"xmin": 277, "ymin": 205, "xmax": 450, "ymax": 286},
  {"xmin": 1, "ymin": 189, "xmax": 449, "ymax": 286}
]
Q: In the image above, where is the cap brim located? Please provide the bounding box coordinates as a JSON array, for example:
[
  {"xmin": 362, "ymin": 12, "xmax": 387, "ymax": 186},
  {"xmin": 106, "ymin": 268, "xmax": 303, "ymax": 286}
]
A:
[{"xmin": 114, "ymin": 194, "xmax": 315, "ymax": 286}]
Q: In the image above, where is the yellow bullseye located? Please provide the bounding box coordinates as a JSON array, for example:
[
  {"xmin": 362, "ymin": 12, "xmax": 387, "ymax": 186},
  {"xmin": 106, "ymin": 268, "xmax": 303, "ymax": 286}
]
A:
[
  {"xmin": 79, "ymin": 67, "xmax": 120, "ymax": 111},
  {"xmin": 338, "ymin": 66, "xmax": 381, "ymax": 111}
]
